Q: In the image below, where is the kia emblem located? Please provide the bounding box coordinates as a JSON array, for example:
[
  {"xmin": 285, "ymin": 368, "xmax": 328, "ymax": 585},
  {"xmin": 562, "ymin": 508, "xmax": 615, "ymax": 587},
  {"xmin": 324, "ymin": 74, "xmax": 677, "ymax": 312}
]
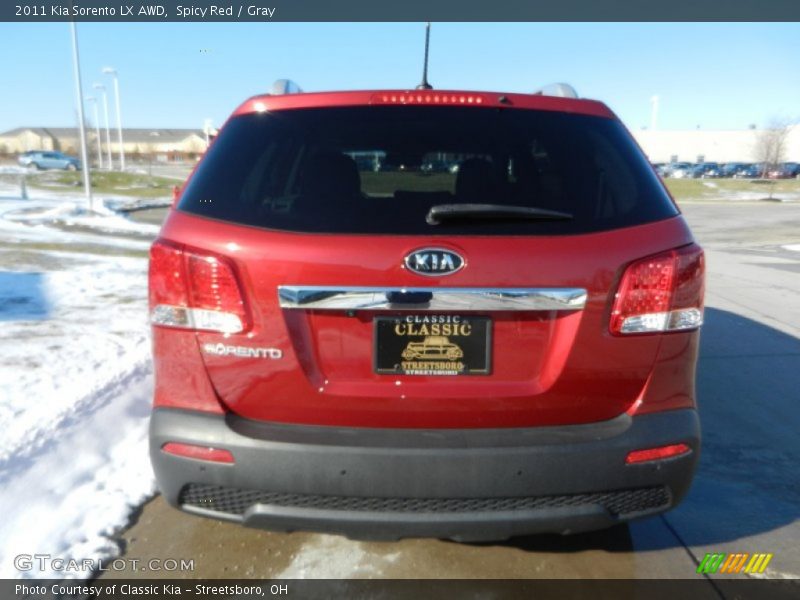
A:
[{"xmin": 404, "ymin": 248, "xmax": 465, "ymax": 276}]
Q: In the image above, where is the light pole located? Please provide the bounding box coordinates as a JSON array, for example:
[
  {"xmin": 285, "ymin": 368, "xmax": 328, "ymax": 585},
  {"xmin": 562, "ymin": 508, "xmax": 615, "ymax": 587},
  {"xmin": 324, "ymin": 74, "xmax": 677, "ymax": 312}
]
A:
[
  {"xmin": 69, "ymin": 21, "xmax": 93, "ymax": 209},
  {"xmin": 203, "ymin": 118, "xmax": 214, "ymax": 148},
  {"xmin": 650, "ymin": 95, "xmax": 660, "ymax": 131},
  {"xmin": 103, "ymin": 67, "xmax": 125, "ymax": 172},
  {"xmin": 85, "ymin": 96, "xmax": 103, "ymax": 169},
  {"xmin": 93, "ymin": 83, "xmax": 113, "ymax": 169}
]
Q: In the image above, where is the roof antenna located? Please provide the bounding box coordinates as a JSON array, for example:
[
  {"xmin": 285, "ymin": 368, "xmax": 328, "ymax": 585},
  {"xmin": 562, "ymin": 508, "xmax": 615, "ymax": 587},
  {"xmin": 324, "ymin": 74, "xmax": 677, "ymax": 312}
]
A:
[{"xmin": 416, "ymin": 22, "xmax": 433, "ymax": 90}]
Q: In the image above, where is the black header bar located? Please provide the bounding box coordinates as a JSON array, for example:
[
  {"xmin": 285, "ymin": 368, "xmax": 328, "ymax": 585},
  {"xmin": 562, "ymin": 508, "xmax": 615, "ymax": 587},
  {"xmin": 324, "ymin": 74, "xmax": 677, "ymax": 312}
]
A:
[{"xmin": 3, "ymin": 0, "xmax": 800, "ymax": 22}]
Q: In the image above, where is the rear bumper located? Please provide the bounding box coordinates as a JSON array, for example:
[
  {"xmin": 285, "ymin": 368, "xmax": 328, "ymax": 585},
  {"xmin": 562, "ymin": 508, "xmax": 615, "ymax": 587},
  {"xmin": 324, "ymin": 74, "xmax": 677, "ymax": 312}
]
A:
[{"xmin": 150, "ymin": 408, "xmax": 700, "ymax": 542}]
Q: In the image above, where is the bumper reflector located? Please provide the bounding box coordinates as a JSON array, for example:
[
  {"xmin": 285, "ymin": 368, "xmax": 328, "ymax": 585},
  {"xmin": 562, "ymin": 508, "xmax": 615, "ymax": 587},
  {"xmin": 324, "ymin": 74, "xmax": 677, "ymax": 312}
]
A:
[
  {"xmin": 625, "ymin": 443, "xmax": 691, "ymax": 464},
  {"xmin": 162, "ymin": 442, "xmax": 235, "ymax": 464}
]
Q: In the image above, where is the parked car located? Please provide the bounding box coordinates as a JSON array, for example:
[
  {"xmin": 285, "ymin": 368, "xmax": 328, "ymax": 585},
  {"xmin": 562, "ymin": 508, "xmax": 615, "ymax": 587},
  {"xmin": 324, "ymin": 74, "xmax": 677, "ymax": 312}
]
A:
[
  {"xmin": 652, "ymin": 163, "xmax": 671, "ymax": 178},
  {"xmin": 666, "ymin": 162, "xmax": 694, "ymax": 178},
  {"xmin": 719, "ymin": 162, "xmax": 749, "ymax": 178},
  {"xmin": 148, "ymin": 82, "xmax": 704, "ymax": 541},
  {"xmin": 688, "ymin": 163, "xmax": 721, "ymax": 178},
  {"xmin": 767, "ymin": 162, "xmax": 800, "ymax": 179},
  {"xmin": 732, "ymin": 163, "xmax": 763, "ymax": 179},
  {"xmin": 17, "ymin": 150, "xmax": 81, "ymax": 171}
]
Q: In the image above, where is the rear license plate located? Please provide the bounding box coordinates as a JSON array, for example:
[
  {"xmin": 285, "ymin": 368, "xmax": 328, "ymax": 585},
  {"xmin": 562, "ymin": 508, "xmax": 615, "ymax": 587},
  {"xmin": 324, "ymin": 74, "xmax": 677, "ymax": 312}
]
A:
[{"xmin": 374, "ymin": 315, "xmax": 491, "ymax": 376}]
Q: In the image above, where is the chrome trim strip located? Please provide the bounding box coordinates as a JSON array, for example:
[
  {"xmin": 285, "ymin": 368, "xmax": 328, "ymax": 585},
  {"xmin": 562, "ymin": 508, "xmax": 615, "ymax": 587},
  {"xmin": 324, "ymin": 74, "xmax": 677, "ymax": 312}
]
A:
[{"xmin": 277, "ymin": 286, "xmax": 587, "ymax": 312}]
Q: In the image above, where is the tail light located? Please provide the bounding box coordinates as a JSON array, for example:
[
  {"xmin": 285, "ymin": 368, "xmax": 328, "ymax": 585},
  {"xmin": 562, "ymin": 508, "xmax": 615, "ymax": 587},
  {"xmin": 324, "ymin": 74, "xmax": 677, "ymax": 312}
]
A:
[
  {"xmin": 610, "ymin": 244, "xmax": 704, "ymax": 335},
  {"xmin": 149, "ymin": 239, "xmax": 249, "ymax": 334}
]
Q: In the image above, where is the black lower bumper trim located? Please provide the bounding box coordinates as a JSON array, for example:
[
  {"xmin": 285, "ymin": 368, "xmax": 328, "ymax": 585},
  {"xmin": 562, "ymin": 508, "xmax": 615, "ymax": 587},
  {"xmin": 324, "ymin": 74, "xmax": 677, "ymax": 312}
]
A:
[
  {"xmin": 150, "ymin": 407, "xmax": 700, "ymax": 540},
  {"xmin": 179, "ymin": 483, "xmax": 670, "ymax": 518}
]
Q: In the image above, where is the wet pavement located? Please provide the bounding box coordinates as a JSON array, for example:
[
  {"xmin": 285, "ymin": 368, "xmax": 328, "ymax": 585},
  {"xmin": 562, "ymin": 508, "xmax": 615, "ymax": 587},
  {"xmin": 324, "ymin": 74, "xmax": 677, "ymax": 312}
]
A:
[{"xmin": 104, "ymin": 201, "xmax": 800, "ymax": 584}]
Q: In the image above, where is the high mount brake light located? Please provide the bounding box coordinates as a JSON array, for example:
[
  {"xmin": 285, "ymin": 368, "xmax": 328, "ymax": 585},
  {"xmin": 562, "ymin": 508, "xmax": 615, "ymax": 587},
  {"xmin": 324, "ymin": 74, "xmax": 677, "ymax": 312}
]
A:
[
  {"xmin": 370, "ymin": 92, "xmax": 486, "ymax": 105},
  {"xmin": 610, "ymin": 244, "xmax": 705, "ymax": 335},
  {"xmin": 149, "ymin": 240, "xmax": 249, "ymax": 334}
]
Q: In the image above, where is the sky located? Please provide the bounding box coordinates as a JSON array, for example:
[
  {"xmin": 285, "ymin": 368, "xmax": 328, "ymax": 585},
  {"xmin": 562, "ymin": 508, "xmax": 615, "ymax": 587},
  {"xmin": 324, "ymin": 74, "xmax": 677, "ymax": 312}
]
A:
[{"xmin": 0, "ymin": 22, "xmax": 798, "ymax": 133}]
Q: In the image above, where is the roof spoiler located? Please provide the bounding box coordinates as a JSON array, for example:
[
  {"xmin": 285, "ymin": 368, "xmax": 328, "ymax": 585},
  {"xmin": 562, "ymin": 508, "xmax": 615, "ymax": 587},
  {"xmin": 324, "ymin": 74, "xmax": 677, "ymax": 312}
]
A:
[
  {"xmin": 270, "ymin": 79, "xmax": 303, "ymax": 95},
  {"xmin": 532, "ymin": 83, "xmax": 579, "ymax": 99}
]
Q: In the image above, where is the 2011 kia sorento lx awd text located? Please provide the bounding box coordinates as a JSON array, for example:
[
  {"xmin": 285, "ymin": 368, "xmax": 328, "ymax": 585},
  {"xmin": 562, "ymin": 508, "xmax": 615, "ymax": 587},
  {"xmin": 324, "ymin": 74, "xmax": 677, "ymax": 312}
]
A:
[{"xmin": 148, "ymin": 83, "xmax": 704, "ymax": 542}]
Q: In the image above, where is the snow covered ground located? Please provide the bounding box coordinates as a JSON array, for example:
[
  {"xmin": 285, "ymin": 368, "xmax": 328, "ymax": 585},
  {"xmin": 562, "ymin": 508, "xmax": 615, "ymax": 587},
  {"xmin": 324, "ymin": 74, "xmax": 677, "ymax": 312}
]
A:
[
  {"xmin": 688, "ymin": 184, "xmax": 800, "ymax": 202},
  {"xmin": 0, "ymin": 182, "xmax": 162, "ymax": 578}
]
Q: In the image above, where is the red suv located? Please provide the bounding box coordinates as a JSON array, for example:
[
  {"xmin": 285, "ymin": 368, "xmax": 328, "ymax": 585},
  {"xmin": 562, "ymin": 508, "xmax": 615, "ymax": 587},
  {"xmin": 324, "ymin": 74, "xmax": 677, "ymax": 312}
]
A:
[{"xmin": 148, "ymin": 85, "xmax": 704, "ymax": 541}]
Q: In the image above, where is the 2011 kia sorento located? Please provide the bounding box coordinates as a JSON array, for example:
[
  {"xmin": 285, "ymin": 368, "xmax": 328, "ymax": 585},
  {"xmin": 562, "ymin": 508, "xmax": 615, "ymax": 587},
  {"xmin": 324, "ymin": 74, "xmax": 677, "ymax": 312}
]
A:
[{"xmin": 148, "ymin": 81, "xmax": 704, "ymax": 542}]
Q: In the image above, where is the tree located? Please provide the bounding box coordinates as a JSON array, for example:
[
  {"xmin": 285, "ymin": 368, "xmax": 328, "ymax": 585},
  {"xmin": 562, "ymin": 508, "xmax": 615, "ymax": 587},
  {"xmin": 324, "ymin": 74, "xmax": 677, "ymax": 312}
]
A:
[{"xmin": 753, "ymin": 119, "xmax": 793, "ymax": 178}]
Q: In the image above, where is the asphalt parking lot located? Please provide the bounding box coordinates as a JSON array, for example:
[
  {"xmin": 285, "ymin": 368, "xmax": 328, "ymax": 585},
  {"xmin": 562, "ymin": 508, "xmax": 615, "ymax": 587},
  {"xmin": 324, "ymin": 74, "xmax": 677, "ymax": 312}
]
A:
[{"xmin": 105, "ymin": 201, "xmax": 800, "ymax": 584}]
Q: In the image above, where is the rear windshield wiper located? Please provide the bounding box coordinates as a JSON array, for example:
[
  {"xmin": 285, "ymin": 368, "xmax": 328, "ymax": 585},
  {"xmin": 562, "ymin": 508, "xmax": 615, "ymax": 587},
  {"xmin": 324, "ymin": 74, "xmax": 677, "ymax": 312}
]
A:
[{"xmin": 426, "ymin": 203, "xmax": 573, "ymax": 226}]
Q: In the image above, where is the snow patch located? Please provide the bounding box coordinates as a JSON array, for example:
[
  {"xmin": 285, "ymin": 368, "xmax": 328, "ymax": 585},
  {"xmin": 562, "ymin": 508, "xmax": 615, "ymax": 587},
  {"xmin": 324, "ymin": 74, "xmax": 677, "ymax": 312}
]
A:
[
  {"xmin": 716, "ymin": 191, "xmax": 799, "ymax": 203},
  {"xmin": 747, "ymin": 568, "xmax": 800, "ymax": 580},
  {"xmin": 783, "ymin": 244, "xmax": 800, "ymax": 252},
  {"xmin": 0, "ymin": 263, "xmax": 151, "ymax": 464},
  {"xmin": 0, "ymin": 165, "xmax": 30, "ymax": 175},
  {"xmin": 276, "ymin": 536, "xmax": 400, "ymax": 578},
  {"xmin": 4, "ymin": 203, "xmax": 160, "ymax": 237},
  {"xmin": 0, "ymin": 192, "xmax": 153, "ymax": 251},
  {"xmin": 0, "ymin": 190, "xmax": 157, "ymax": 578},
  {"xmin": 0, "ymin": 365, "xmax": 155, "ymax": 579}
]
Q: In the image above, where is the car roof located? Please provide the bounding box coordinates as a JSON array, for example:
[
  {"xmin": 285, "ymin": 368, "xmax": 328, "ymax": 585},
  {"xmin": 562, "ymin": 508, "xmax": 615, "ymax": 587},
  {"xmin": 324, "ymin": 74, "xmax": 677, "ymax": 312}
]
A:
[{"xmin": 231, "ymin": 89, "xmax": 616, "ymax": 120}]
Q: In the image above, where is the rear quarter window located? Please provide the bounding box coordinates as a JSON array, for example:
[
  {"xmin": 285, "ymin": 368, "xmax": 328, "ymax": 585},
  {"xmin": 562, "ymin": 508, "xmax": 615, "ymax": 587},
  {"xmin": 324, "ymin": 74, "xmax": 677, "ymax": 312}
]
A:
[{"xmin": 178, "ymin": 106, "xmax": 678, "ymax": 235}]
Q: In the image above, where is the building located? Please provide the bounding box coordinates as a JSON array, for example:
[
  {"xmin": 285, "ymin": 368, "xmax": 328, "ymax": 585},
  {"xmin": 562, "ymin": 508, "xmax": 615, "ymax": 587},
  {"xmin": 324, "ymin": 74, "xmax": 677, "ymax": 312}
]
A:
[
  {"xmin": 0, "ymin": 127, "xmax": 208, "ymax": 162},
  {"xmin": 3, "ymin": 123, "xmax": 799, "ymax": 166},
  {"xmin": 632, "ymin": 125, "xmax": 800, "ymax": 164},
  {"xmin": 0, "ymin": 127, "xmax": 80, "ymax": 154}
]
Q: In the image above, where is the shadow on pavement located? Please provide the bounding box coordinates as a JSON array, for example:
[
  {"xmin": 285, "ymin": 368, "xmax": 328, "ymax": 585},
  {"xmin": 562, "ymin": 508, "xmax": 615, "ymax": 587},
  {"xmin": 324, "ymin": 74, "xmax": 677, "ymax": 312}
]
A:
[
  {"xmin": 657, "ymin": 306, "xmax": 800, "ymax": 550},
  {"xmin": 491, "ymin": 307, "xmax": 800, "ymax": 554},
  {"xmin": 488, "ymin": 523, "xmax": 636, "ymax": 554},
  {"xmin": 0, "ymin": 271, "xmax": 51, "ymax": 321}
]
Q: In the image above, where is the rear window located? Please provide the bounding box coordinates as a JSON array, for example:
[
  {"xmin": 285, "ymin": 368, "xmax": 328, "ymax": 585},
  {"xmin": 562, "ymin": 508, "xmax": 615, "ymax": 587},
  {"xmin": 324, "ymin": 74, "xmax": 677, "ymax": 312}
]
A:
[{"xmin": 178, "ymin": 106, "xmax": 678, "ymax": 235}]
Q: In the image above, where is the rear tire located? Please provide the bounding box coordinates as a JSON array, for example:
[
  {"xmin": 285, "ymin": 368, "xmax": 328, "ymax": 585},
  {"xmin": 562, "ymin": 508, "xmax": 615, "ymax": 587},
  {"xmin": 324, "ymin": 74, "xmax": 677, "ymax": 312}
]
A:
[{"xmin": 66, "ymin": 163, "xmax": 77, "ymax": 171}]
